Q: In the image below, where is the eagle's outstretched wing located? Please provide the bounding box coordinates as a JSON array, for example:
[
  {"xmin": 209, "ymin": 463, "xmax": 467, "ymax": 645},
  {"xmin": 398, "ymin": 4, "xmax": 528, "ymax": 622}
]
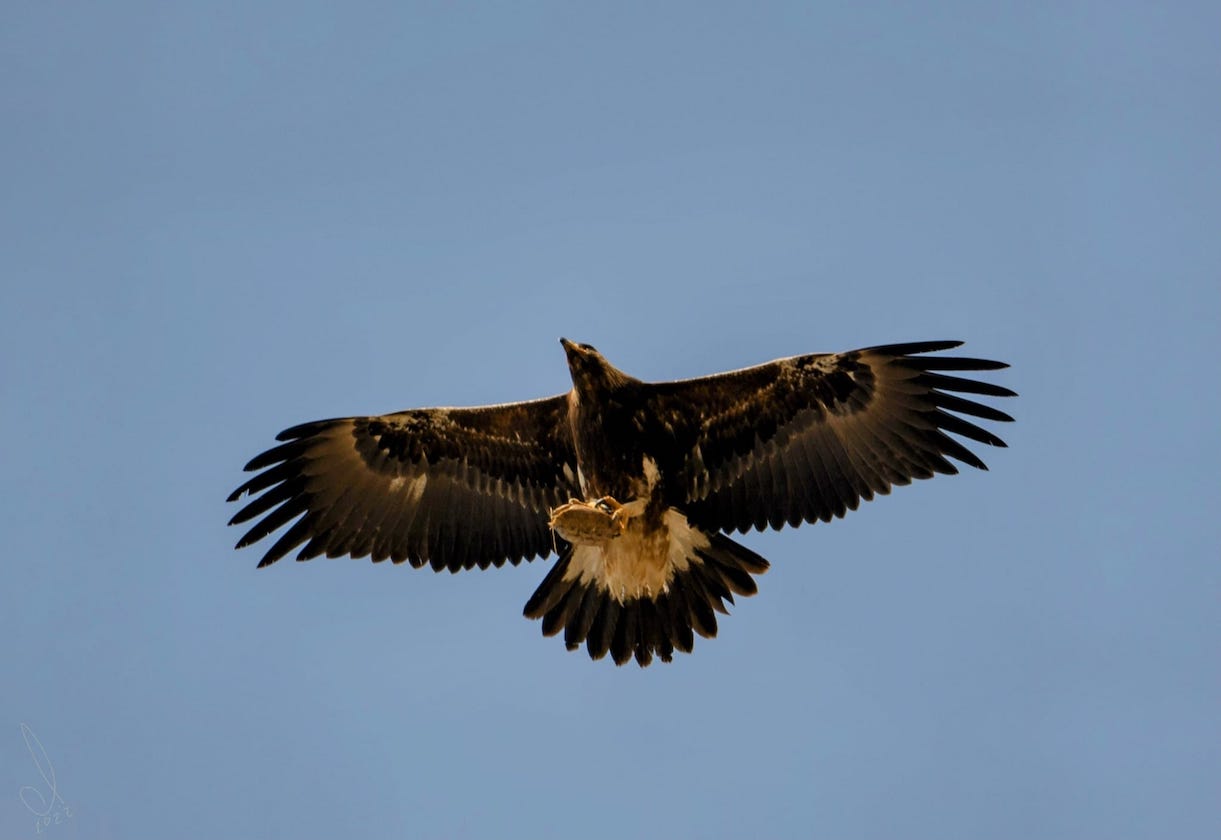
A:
[
  {"xmin": 228, "ymin": 396, "xmax": 579, "ymax": 571},
  {"xmin": 647, "ymin": 341, "xmax": 1015, "ymax": 533}
]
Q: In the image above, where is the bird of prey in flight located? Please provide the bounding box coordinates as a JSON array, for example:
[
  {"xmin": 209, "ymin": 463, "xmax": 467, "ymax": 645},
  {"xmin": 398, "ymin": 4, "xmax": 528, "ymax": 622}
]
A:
[{"xmin": 229, "ymin": 339, "xmax": 1014, "ymax": 667}]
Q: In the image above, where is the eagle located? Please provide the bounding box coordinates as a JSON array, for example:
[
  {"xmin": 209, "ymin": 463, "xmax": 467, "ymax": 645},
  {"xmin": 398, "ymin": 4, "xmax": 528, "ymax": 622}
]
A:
[{"xmin": 228, "ymin": 339, "xmax": 1014, "ymax": 667}]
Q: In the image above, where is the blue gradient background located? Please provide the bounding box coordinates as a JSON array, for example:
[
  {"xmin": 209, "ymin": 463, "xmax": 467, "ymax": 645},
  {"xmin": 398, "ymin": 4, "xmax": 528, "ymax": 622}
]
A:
[{"xmin": 3, "ymin": 3, "xmax": 1218, "ymax": 838}]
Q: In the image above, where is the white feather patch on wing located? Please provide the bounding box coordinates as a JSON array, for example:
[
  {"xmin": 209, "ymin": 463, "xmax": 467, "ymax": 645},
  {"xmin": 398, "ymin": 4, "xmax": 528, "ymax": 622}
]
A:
[
  {"xmin": 387, "ymin": 473, "xmax": 428, "ymax": 503},
  {"xmin": 563, "ymin": 508, "xmax": 710, "ymax": 602}
]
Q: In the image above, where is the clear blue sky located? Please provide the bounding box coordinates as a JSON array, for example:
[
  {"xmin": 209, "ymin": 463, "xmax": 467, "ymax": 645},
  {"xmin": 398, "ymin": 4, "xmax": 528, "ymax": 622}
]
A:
[{"xmin": 3, "ymin": 3, "xmax": 1218, "ymax": 838}]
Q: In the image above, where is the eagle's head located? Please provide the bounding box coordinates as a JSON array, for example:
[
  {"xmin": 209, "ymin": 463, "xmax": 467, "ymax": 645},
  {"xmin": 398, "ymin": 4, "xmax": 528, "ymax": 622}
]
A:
[{"xmin": 560, "ymin": 338, "xmax": 634, "ymax": 393}]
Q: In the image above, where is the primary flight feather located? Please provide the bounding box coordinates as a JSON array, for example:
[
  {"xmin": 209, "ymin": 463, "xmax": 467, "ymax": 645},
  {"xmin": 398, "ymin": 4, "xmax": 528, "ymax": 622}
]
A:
[{"xmin": 229, "ymin": 339, "xmax": 1015, "ymax": 666}]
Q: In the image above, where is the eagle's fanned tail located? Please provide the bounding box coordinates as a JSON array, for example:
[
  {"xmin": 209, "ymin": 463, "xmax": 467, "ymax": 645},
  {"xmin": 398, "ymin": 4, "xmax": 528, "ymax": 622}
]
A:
[{"xmin": 523, "ymin": 529, "xmax": 769, "ymax": 667}]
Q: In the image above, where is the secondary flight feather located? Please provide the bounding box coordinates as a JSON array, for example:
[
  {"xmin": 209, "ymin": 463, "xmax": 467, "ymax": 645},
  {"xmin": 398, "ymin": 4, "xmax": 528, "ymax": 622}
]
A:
[{"xmin": 229, "ymin": 339, "xmax": 1015, "ymax": 666}]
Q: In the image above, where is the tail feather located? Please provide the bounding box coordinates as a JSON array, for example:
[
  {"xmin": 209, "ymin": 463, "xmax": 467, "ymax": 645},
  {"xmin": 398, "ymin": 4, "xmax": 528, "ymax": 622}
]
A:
[
  {"xmin": 586, "ymin": 598, "xmax": 619, "ymax": 660},
  {"xmin": 523, "ymin": 530, "xmax": 769, "ymax": 667}
]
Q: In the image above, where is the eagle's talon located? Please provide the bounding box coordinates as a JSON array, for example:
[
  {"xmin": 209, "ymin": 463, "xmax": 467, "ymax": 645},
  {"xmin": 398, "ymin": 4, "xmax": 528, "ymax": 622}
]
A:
[
  {"xmin": 593, "ymin": 496, "xmax": 622, "ymax": 514},
  {"xmin": 610, "ymin": 507, "xmax": 630, "ymax": 531}
]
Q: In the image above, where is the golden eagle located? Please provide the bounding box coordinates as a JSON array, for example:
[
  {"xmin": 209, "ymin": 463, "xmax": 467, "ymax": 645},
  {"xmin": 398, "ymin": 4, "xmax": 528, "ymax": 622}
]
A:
[{"xmin": 228, "ymin": 339, "xmax": 1014, "ymax": 666}]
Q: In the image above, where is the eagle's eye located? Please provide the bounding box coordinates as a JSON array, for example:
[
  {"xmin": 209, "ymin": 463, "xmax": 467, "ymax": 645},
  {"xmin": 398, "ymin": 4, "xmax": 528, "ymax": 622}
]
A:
[
  {"xmin": 579, "ymin": 343, "xmax": 597, "ymax": 353},
  {"xmin": 593, "ymin": 498, "xmax": 615, "ymax": 513}
]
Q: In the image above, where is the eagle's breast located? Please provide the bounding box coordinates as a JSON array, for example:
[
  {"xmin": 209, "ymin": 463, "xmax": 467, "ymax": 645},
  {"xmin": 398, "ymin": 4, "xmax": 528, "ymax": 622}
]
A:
[{"xmin": 567, "ymin": 384, "xmax": 656, "ymax": 502}]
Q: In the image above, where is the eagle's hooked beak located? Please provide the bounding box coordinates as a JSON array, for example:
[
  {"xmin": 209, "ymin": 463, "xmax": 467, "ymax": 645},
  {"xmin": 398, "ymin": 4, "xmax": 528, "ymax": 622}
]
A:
[
  {"xmin": 561, "ymin": 338, "xmax": 622, "ymax": 387},
  {"xmin": 560, "ymin": 337, "xmax": 590, "ymax": 363}
]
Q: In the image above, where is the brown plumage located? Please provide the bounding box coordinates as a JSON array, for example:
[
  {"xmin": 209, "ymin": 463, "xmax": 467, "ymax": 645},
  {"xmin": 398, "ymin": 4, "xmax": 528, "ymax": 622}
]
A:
[{"xmin": 229, "ymin": 339, "xmax": 1015, "ymax": 666}]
